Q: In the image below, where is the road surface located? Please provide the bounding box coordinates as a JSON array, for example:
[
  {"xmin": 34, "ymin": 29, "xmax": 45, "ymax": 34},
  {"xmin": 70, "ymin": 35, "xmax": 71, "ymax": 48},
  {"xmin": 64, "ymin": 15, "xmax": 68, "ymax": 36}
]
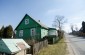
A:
[{"xmin": 65, "ymin": 34, "xmax": 85, "ymax": 55}]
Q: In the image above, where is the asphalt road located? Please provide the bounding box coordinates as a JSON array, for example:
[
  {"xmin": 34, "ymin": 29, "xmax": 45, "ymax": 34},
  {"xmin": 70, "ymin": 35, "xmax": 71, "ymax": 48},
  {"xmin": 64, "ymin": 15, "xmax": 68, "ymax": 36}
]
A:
[{"xmin": 65, "ymin": 34, "xmax": 85, "ymax": 55}]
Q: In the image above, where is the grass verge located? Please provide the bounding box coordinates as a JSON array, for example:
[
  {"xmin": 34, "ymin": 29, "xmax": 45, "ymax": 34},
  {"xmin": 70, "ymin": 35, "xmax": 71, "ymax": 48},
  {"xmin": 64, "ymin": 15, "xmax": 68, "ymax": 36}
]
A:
[{"xmin": 38, "ymin": 38, "xmax": 67, "ymax": 55}]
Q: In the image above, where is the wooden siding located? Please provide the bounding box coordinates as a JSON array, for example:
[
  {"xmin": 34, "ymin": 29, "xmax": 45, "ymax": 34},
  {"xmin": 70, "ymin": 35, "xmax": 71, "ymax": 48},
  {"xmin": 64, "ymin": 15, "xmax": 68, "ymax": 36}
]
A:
[
  {"xmin": 41, "ymin": 28, "xmax": 48, "ymax": 38},
  {"xmin": 15, "ymin": 15, "xmax": 41, "ymax": 40},
  {"xmin": 15, "ymin": 14, "xmax": 48, "ymax": 40},
  {"xmin": 16, "ymin": 15, "xmax": 40, "ymax": 30}
]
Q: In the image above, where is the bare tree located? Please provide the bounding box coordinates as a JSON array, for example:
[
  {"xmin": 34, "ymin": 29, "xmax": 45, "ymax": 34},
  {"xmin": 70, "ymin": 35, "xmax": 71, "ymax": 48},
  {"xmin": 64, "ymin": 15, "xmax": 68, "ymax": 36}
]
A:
[
  {"xmin": 70, "ymin": 24, "xmax": 74, "ymax": 32},
  {"xmin": 70, "ymin": 24, "xmax": 78, "ymax": 32},
  {"xmin": 52, "ymin": 15, "xmax": 66, "ymax": 30},
  {"xmin": 74, "ymin": 25, "xmax": 78, "ymax": 31}
]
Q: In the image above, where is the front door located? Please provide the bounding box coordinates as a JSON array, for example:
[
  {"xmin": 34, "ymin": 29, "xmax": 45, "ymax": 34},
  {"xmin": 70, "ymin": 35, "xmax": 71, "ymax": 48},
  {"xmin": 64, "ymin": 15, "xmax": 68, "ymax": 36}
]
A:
[{"xmin": 30, "ymin": 28, "xmax": 36, "ymax": 37}]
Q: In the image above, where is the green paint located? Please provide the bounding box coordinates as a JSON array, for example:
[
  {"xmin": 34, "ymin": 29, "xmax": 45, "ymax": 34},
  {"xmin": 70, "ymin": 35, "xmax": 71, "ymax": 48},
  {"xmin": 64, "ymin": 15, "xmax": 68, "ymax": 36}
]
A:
[
  {"xmin": 41, "ymin": 28, "xmax": 48, "ymax": 38},
  {"xmin": 15, "ymin": 14, "xmax": 48, "ymax": 41}
]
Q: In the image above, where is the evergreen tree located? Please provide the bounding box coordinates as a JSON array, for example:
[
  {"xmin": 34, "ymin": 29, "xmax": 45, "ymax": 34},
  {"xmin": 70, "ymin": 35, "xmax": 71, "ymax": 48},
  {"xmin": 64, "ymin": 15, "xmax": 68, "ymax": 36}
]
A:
[
  {"xmin": 82, "ymin": 21, "xmax": 85, "ymax": 33},
  {"xmin": 0, "ymin": 26, "xmax": 4, "ymax": 37},
  {"xmin": 0, "ymin": 29, "xmax": 1, "ymax": 37},
  {"xmin": 3, "ymin": 25, "xmax": 13, "ymax": 38}
]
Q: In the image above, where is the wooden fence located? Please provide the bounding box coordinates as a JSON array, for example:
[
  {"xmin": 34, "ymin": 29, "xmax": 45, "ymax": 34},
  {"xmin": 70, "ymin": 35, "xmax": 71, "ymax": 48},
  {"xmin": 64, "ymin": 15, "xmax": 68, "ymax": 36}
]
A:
[
  {"xmin": 26, "ymin": 39, "xmax": 48, "ymax": 55},
  {"xmin": 32, "ymin": 40, "xmax": 48, "ymax": 55}
]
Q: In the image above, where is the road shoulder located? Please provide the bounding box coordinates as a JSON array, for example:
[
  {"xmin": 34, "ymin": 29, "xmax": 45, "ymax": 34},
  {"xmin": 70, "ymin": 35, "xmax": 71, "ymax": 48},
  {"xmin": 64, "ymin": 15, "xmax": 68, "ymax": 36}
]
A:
[{"xmin": 65, "ymin": 36, "xmax": 79, "ymax": 55}]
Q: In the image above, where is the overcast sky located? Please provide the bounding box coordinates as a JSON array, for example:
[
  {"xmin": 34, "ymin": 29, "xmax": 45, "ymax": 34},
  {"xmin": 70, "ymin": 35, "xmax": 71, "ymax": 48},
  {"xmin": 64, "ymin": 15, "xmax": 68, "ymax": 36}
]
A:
[{"xmin": 0, "ymin": 0, "xmax": 85, "ymax": 32}]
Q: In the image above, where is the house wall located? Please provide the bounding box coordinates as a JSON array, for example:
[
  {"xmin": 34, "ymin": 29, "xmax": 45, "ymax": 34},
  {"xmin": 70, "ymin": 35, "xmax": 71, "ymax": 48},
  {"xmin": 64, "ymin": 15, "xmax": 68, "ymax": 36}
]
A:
[
  {"xmin": 35, "ymin": 27, "xmax": 41, "ymax": 40},
  {"xmin": 16, "ymin": 27, "xmax": 41, "ymax": 40},
  {"xmin": 41, "ymin": 28, "xmax": 48, "ymax": 38},
  {"xmin": 15, "ymin": 50, "xmax": 26, "ymax": 55},
  {"xmin": 16, "ymin": 29, "xmax": 30, "ymax": 39},
  {"xmin": 15, "ymin": 15, "xmax": 41, "ymax": 40},
  {"xmin": 48, "ymin": 30, "xmax": 58, "ymax": 36}
]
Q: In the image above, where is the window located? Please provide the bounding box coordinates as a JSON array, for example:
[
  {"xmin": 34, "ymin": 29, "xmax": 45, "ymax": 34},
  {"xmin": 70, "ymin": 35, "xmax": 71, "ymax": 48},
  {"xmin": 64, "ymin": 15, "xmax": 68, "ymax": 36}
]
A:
[
  {"xmin": 31, "ymin": 28, "xmax": 36, "ymax": 36},
  {"xmin": 19, "ymin": 30, "xmax": 23, "ymax": 37},
  {"xmin": 25, "ymin": 19, "xmax": 29, "ymax": 25},
  {"xmin": 15, "ymin": 30, "xmax": 17, "ymax": 34}
]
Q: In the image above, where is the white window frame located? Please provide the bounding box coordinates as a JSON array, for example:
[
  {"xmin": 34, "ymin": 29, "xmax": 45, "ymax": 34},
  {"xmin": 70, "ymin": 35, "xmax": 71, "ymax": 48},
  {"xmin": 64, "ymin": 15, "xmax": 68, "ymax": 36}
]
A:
[
  {"xmin": 25, "ymin": 19, "xmax": 29, "ymax": 25},
  {"xmin": 30, "ymin": 28, "xmax": 36, "ymax": 36},
  {"xmin": 19, "ymin": 30, "xmax": 23, "ymax": 37}
]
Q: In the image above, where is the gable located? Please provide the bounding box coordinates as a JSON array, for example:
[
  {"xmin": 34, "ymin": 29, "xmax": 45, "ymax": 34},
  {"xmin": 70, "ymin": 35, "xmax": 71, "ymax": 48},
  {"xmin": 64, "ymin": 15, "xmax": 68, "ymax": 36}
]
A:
[
  {"xmin": 15, "ymin": 14, "xmax": 41, "ymax": 30},
  {"xmin": 15, "ymin": 14, "xmax": 48, "ymax": 30},
  {"xmin": 0, "ymin": 40, "xmax": 11, "ymax": 54}
]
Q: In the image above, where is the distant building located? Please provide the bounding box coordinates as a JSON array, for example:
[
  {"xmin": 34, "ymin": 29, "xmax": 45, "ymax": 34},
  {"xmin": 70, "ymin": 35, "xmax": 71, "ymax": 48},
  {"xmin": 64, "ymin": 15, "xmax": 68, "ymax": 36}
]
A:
[
  {"xmin": 0, "ymin": 39, "xmax": 30, "ymax": 55},
  {"xmin": 48, "ymin": 28, "xmax": 58, "ymax": 36}
]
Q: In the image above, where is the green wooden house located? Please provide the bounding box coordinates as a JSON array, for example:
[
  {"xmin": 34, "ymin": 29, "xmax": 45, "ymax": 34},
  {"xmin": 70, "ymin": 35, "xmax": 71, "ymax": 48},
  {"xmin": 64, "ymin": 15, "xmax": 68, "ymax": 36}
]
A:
[{"xmin": 15, "ymin": 14, "xmax": 48, "ymax": 41}]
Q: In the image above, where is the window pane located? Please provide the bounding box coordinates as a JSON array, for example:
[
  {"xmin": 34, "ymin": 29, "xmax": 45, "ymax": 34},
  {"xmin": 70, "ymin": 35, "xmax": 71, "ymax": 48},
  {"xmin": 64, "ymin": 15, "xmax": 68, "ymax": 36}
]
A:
[
  {"xmin": 25, "ymin": 19, "xmax": 29, "ymax": 24},
  {"xmin": 31, "ymin": 28, "xmax": 36, "ymax": 36},
  {"xmin": 19, "ymin": 30, "xmax": 23, "ymax": 37}
]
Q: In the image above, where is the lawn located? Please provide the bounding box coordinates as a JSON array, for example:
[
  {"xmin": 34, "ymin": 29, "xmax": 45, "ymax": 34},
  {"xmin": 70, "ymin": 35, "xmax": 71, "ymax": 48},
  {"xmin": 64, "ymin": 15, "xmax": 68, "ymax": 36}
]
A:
[{"xmin": 37, "ymin": 38, "xmax": 67, "ymax": 55}]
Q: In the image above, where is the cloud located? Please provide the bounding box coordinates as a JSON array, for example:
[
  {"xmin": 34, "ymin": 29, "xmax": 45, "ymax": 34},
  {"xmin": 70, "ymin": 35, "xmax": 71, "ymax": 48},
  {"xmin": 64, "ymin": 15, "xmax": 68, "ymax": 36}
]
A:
[
  {"xmin": 67, "ymin": 10, "xmax": 85, "ymax": 24},
  {"xmin": 63, "ymin": 22, "xmax": 81, "ymax": 33},
  {"xmin": 45, "ymin": 8, "xmax": 63, "ymax": 16},
  {"xmin": 63, "ymin": 24, "xmax": 71, "ymax": 33},
  {"xmin": 45, "ymin": 0, "xmax": 85, "ymax": 17},
  {"xmin": 44, "ymin": 0, "xmax": 85, "ymax": 33}
]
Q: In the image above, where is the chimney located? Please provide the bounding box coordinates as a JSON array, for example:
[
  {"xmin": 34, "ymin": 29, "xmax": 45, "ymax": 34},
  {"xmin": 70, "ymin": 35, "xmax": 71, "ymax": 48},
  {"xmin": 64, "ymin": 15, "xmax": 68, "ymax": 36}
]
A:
[{"xmin": 38, "ymin": 20, "xmax": 40, "ymax": 22}]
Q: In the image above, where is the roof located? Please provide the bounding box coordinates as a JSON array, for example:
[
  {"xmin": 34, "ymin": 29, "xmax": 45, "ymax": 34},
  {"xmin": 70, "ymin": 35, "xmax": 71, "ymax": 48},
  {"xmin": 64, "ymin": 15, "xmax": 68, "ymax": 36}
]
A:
[
  {"xmin": 15, "ymin": 14, "xmax": 48, "ymax": 30},
  {"xmin": 0, "ymin": 39, "xmax": 30, "ymax": 54},
  {"xmin": 33, "ymin": 18, "xmax": 48, "ymax": 29},
  {"xmin": 48, "ymin": 28, "xmax": 57, "ymax": 30}
]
